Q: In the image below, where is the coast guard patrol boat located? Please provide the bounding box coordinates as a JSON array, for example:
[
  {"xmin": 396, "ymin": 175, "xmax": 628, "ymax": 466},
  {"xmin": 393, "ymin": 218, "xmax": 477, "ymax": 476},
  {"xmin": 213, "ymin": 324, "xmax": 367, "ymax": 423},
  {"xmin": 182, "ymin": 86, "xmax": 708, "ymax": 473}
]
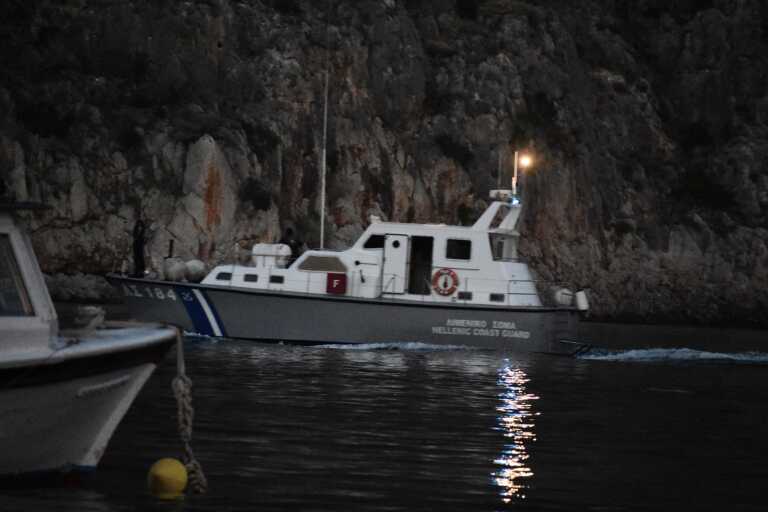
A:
[{"xmin": 109, "ymin": 189, "xmax": 590, "ymax": 354}]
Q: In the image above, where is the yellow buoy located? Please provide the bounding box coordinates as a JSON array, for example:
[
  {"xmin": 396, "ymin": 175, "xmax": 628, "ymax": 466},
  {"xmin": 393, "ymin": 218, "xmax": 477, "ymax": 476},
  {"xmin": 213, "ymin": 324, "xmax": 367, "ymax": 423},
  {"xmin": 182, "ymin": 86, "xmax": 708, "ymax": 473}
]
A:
[{"xmin": 148, "ymin": 458, "xmax": 188, "ymax": 499}]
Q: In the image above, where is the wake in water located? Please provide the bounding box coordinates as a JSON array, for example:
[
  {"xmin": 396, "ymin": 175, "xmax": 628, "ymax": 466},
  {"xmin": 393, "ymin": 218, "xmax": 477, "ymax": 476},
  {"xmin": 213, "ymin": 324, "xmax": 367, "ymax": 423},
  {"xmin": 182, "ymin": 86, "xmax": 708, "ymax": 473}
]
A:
[
  {"xmin": 314, "ymin": 342, "xmax": 475, "ymax": 351},
  {"xmin": 184, "ymin": 332, "xmax": 220, "ymax": 342},
  {"xmin": 181, "ymin": 335, "xmax": 473, "ymax": 351},
  {"xmin": 579, "ymin": 347, "xmax": 768, "ymax": 364}
]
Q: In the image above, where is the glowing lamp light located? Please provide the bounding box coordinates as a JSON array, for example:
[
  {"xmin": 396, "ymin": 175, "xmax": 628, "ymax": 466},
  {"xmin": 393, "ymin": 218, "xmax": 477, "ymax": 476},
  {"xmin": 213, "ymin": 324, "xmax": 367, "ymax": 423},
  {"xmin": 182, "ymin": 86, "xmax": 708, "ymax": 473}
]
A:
[{"xmin": 511, "ymin": 151, "xmax": 534, "ymax": 197}]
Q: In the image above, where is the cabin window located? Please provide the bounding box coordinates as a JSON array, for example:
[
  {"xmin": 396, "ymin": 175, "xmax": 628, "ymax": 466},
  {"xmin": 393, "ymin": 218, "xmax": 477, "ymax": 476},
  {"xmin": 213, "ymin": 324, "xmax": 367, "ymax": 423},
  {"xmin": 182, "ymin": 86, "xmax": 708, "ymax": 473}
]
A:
[
  {"xmin": 270, "ymin": 275, "xmax": 284, "ymax": 284},
  {"xmin": 363, "ymin": 234, "xmax": 385, "ymax": 249},
  {"xmin": 489, "ymin": 233, "xmax": 516, "ymax": 261},
  {"xmin": 0, "ymin": 234, "xmax": 34, "ymax": 316},
  {"xmin": 298, "ymin": 256, "xmax": 348, "ymax": 272},
  {"xmin": 244, "ymin": 274, "xmax": 259, "ymax": 283},
  {"xmin": 457, "ymin": 291, "xmax": 473, "ymax": 300},
  {"xmin": 490, "ymin": 293, "xmax": 505, "ymax": 303},
  {"xmin": 216, "ymin": 272, "xmax": 232, "ymax": 281},
  {"xmin": 446, "ymin": 239, "xmax": 471, "ymax": 260}
]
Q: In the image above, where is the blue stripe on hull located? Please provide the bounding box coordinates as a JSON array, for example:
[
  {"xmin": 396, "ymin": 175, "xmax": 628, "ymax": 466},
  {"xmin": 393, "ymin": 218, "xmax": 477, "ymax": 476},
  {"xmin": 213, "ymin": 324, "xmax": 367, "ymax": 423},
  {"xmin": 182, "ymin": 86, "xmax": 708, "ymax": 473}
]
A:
[
  {"xmin": 175, "ymin": 286, "xmax": 215, "ymax": 336},
  {"xmin": 202, "ymin": 289, "xmax": 228, "ymax": 337}
]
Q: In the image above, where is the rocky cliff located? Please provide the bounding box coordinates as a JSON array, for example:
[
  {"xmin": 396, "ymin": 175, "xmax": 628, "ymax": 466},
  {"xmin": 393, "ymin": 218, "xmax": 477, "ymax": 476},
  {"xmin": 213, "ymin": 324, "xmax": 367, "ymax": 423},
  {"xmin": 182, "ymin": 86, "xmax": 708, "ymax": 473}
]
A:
[{"xmin": 1, "ymin": 0, "xmax": 767, "ymax": 326}]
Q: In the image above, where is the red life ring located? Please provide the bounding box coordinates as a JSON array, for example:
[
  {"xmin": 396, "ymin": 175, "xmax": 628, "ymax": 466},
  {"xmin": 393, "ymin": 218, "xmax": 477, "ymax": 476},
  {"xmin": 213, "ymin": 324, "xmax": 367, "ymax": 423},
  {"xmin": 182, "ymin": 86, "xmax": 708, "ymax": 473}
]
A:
[{"xmin": 432, "ymin": 268, "xmax": 459, "ymax": 296}]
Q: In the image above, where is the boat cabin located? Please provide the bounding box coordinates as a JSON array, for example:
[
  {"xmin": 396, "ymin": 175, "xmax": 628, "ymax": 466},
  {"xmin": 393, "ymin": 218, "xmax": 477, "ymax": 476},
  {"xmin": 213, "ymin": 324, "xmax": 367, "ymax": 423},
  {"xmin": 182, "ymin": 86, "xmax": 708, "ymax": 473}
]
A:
[
  {"xmin": 203, "ymin": 197, "xmax": 545, "ymax": 307},
  {"xmin": 0, "ymin": 205, "xmax": 58, "ymax": 355}
]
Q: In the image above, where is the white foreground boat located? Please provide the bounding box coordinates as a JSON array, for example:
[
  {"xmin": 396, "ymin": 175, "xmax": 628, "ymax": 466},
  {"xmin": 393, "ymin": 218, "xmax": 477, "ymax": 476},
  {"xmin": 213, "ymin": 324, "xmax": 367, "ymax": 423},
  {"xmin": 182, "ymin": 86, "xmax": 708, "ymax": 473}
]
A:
[
  {"xmin": 0, "ymin": 203, "xmax": 176, "ymax": 477},
  {"xmin": 108, "ymin": 190, "xmax": 591, "ymax": 354}
]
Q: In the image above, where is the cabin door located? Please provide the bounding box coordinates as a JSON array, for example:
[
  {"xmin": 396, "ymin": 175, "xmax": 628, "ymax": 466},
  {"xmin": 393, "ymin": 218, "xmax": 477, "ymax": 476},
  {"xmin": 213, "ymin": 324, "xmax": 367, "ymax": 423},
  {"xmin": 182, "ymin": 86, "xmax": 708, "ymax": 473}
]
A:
[{"xmin": 382, "ymin": 234, "xmax": 409, "ymax": 294}]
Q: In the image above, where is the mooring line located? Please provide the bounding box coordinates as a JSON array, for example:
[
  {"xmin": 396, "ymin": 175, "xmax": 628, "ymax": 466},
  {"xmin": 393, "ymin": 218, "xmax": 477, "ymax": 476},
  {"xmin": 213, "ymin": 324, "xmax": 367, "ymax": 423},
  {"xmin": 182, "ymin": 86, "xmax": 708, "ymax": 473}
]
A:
[{"xmin": 172, "ymin": 329, "xmax": 208, "ymax": 494}]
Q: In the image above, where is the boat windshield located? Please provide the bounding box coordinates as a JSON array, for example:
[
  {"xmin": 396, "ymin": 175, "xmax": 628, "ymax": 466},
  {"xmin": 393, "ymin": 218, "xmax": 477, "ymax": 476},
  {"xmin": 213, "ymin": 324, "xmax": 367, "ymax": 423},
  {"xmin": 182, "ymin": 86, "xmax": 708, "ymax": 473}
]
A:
[
  {"xmin": 298, "ymin": 255, "xmax": 348, "ymax": 272},
  {"xmin": 489, "ymin": 204, "xmax": 510, "ymax": 229},
  {"xmin": 489, "ymin": 233, "xmax": 517, "ymax": 261},
  {"xmin": 0, "ymin": 234, "xmax": 34, "ymax": 316}
]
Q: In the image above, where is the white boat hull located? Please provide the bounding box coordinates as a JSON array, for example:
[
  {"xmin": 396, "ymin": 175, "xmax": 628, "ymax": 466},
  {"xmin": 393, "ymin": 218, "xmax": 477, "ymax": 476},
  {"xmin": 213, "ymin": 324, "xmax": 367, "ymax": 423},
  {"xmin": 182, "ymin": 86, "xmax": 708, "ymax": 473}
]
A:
[
  {"xmin": 0, "ymin": 364, "xmax": 155, "ymax": 475},
  {"xmin": 0, "ymin": 208, "xmax": 178, "ymax": 478},
  {"xmin": 0, "ymin": 326, "xmax": 175, "ymax": 477},
  {"xmin": 108, "ymin": 276, "xmax": 588, "ymax": 355}
]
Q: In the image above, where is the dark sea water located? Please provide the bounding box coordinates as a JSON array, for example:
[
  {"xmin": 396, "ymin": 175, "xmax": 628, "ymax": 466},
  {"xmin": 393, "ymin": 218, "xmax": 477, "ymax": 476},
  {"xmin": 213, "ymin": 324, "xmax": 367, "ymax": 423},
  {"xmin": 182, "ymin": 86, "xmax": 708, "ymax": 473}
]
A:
[{"xmin": 2, "ymin": 328, "xmax": 768, "ymax": 511}]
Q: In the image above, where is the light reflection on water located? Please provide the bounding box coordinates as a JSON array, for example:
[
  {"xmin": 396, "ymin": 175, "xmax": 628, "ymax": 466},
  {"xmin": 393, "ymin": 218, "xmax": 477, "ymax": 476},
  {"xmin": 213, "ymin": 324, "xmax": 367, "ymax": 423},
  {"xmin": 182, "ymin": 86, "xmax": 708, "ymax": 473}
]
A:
[{"xmin": 492, "ymin": 363, "xmax": 539, "ymax": 503}]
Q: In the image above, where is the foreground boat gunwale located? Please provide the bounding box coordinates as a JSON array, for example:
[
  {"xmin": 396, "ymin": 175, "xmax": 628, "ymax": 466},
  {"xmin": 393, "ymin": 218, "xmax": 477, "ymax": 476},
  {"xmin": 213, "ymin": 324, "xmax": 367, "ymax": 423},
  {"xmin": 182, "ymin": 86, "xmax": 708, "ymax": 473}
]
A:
[
  {"xmin": 0, "ymin": 335, "xmax": 174, "ymax": 389},
  {"xmin": 0, "ymin": 324, "xmax": 178, "ymax": 370}
]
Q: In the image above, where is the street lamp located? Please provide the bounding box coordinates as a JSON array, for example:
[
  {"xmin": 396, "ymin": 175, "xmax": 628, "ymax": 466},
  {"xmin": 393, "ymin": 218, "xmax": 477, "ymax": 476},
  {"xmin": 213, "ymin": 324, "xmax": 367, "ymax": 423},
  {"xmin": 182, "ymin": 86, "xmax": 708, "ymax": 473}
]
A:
[{"xmin": 512, "ymin": 151, "xmax": 532, "ymax": 197}]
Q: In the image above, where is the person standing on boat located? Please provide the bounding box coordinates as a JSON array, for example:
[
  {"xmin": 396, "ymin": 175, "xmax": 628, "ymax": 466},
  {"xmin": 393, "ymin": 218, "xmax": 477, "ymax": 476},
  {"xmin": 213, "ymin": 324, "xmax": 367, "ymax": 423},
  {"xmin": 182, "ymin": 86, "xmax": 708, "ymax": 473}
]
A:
[
  {"xmin": 279, "ymin": 227, "xmax": 304, "ymax": 263},
  {"xmin": 132, "ymin": 218, "xmax": 147, "ymax": 277}
]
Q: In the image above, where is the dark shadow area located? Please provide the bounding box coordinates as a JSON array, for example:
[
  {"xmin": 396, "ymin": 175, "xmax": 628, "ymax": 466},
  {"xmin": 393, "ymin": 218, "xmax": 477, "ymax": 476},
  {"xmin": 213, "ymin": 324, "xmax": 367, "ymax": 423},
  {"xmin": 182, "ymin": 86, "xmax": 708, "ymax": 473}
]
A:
[
  {"xmin": 680, "ymin": 121, "xmax": 714, "ymax": 152},
  {"xmin": 435, "ymin": 134, "xmax": 473, "ymax": 168},
  {"xmin": 264, "ymin": 0, "xmax": 302, "ymax": 16},
  {"xmin": 239, "ymin": 178, "xmax": 272, "ymax": 211},
  {"xmin": 676, "ymin": 168, "xmax": 733, "ymax": 210},
  {"xmin": 408, "ymin": 236, "xmax": 433, "ymax": 295},
  {"xmin": 456, "ymin": 0, "xmax": 479, "ymax": 20}
]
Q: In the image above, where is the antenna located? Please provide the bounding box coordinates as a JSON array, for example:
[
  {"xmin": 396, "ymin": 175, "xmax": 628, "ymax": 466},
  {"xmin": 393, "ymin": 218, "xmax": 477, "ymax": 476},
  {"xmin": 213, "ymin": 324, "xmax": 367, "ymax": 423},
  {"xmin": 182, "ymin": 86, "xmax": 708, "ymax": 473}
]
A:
[
  {"xmin": 497, "ymin": 148, "xmax": 502, "ymax": 190},
  {"xmin": 512, "ymin": 150, "xmax": 518, "ymax": 197}
]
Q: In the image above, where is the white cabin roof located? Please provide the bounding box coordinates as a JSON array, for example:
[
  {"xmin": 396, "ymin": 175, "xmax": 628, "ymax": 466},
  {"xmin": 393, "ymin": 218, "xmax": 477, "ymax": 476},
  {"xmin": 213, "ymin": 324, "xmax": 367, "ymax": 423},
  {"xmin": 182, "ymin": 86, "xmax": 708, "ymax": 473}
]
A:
[{"xmin": 354, "ymin": 201, "xmax": 521, "ymax": 244}]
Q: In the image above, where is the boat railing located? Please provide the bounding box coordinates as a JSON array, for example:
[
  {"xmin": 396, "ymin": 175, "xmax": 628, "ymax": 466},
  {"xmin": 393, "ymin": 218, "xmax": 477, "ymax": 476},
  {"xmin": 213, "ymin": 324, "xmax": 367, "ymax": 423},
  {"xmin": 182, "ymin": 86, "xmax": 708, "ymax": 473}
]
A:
[
  {"xmin": 381, "ymin": 274, "xmax": 397, "ymax": 296},
  {"xmin": 231, "ymin": 269, "xmax": 573, "ymax": 308},
  {"xmin": 384, "ymin": 273, "xmax": 571, "ymax": 308}
]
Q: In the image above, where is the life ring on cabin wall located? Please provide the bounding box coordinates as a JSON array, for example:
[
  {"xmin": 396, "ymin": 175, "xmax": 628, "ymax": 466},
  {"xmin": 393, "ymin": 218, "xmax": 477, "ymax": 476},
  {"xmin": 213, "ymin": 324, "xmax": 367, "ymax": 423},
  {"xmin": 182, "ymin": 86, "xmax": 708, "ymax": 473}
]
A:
[{"xmin": 432, "ymin": 268, "xmax": 459, "ymax": 296}]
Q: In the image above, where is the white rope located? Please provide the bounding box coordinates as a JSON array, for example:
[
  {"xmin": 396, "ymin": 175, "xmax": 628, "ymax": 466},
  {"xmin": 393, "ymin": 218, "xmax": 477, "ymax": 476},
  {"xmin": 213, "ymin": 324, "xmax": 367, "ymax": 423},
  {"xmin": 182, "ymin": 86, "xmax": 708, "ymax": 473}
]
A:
[{"xmin": 172, "ymin": 330, "xmax": 208, "ymax": 494}]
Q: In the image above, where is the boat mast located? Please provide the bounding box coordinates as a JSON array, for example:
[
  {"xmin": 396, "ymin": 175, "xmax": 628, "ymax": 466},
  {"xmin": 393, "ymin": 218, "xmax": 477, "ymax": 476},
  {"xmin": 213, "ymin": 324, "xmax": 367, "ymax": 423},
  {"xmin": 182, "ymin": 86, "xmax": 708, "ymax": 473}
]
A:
[
  {"xmin": 319, "ymin": 4, "xmax": 330, "ymax": 250},
  {"xmin": 320, "ymin": 66, "xmax": 329, "ymax": 249}
]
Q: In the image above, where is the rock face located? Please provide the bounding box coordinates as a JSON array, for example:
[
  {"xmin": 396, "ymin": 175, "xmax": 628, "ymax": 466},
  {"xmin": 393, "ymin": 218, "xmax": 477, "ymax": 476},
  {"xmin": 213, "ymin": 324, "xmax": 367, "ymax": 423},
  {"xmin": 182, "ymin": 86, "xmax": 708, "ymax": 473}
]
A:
[{"xmin": 1, "ymin": 0, "xmax": 767, "ymax": 326}]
